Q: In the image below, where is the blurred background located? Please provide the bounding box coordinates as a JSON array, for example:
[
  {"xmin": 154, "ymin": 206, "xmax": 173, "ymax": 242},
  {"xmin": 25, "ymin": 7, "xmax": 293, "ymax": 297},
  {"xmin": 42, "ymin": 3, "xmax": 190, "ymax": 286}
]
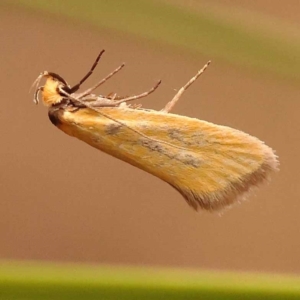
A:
[{"xmin": 0, "ymin": 0, "xmax": 299, "ymax": 279}]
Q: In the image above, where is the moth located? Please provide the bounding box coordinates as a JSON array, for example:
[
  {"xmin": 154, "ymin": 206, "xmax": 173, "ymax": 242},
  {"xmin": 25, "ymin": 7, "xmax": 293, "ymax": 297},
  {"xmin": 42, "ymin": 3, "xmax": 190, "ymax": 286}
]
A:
[{"xmin": 31, "ymin": 50, "xmax": 279, "ymax": 211}]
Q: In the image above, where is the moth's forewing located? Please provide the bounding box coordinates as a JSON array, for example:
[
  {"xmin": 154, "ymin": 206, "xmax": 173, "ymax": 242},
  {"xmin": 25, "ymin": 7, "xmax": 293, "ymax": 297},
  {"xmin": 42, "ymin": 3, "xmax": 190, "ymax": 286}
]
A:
[{"xmin": 49, "ymin": 107, "xmax": 278, "ymax": 211}]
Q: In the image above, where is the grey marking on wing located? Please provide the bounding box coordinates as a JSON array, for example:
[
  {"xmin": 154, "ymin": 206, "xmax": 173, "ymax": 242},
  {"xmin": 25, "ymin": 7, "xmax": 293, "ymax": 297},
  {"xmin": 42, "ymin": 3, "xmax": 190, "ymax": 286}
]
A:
[
  {"xmin": 105, "ymin": 123, "xmax": 122, "ymax": 135},
  {"xmin": 141, "ymin": 138, "xmax": 202, "ymax": 168}
]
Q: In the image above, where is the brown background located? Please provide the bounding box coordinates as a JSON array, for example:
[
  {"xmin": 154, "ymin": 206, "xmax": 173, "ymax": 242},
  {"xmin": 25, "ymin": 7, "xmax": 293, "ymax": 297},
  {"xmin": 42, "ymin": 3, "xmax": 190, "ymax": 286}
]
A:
[{"xmin": 0, "ymin": 3, "xmax": 299, "ymax": 274}]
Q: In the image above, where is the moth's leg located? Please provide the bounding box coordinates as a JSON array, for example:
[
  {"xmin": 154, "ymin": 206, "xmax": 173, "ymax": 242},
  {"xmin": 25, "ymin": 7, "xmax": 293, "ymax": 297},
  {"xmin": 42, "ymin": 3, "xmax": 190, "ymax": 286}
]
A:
[
  {"xmin": 70, "ymin": 80, "xmax": 161, "ymax": 108},
  {"xmin": 69, "ymin": 50, "xmax": 105, "ymax": 93},
  {"xmin": 105, "ymin": 92, "xmax": 142, "ymax": 101},
  {"xmin": 77, "ymin": 63, "xmax": 125, "ymax": 99},
  {"xmin": 33, "ymin": 86, "xmax": 44, "ymax": 105},
  {"xmin": 59, "ymin": 88, "xmax": 118, "ymax": 109},
  {"xmin": 161, "ymin": 61, "xmax": 211, "ymax": 113},
  {"xmin": 104, "ymin": 92, "xmax": 126, "ymax": 100},
  {"xmin": 80, "ymin": 93, "xmax": 116, "ymax": 107},
  {"xmin": 111, "ymin": 80, "xmax": 161, "ymax": 104}
]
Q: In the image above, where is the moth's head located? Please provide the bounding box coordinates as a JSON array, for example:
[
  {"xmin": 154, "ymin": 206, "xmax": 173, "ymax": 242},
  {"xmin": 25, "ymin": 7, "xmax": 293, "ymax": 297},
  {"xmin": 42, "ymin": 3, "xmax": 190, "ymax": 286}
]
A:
[{"xmin": 31, "ymin": 71, "xmax": 71, "ymax": 107}]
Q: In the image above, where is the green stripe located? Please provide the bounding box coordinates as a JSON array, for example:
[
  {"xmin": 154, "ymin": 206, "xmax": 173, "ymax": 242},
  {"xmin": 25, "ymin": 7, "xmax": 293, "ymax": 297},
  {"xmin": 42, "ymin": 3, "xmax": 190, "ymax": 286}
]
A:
[
  {"xmin": 1, "ymin": 261, "xmax": 300, "ymax": 299},
  {"xmin": 7, "ymin": 0, "xmax": 300, "ymax": 83}
]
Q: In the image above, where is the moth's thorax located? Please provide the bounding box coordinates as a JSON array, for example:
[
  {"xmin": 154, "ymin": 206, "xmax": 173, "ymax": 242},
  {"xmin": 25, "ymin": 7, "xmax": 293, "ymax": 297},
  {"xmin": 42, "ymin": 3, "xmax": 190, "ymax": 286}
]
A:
[{"xmin": 42, "ymin": 77, "xmax": 64, "ymax": 106}]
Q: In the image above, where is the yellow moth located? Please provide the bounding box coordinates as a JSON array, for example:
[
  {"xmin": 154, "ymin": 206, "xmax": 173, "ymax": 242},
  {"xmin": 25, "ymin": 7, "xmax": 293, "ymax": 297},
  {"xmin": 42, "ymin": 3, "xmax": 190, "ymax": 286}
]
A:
[{"xmin": 31, "ymin": 50, "xmax": 279, "ymax": 211}]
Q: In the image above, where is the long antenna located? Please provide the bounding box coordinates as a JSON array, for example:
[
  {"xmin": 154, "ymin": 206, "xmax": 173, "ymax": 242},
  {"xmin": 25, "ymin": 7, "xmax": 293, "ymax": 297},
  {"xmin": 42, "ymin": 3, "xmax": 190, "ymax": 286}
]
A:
[{"xmin": 69, "ymin": 50, "xmax": 105, "ymax": 93}]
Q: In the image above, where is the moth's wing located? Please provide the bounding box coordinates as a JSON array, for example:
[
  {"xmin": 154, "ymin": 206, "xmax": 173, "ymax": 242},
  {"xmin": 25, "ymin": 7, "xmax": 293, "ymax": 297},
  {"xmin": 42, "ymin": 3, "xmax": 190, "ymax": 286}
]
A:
[
  {"xmin": 50, "ymin": 107, "xmax": 279, "ymax": 211},
  {"xmin": 130, "ymin": 110, "xmax": 278, "ymax": 211}
]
